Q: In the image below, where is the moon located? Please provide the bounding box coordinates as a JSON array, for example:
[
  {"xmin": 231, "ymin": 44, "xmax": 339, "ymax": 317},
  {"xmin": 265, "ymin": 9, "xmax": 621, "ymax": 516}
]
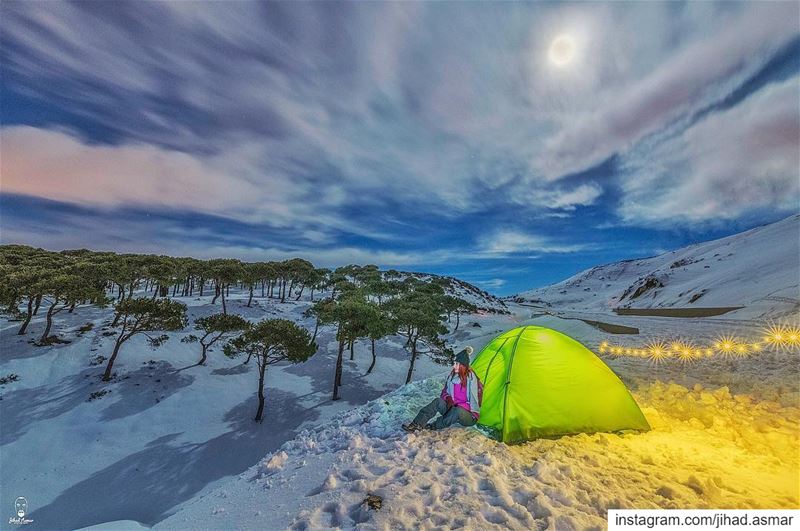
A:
[{"xmin": 548, "ymin": 34, "xmax": 576, "ymax": 67}]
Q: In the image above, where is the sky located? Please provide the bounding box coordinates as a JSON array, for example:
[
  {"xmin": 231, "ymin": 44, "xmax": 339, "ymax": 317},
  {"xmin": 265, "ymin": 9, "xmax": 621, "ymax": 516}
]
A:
[{"xmin": 0, "ymin": 1, "xmax": 798, "ymax": 296}]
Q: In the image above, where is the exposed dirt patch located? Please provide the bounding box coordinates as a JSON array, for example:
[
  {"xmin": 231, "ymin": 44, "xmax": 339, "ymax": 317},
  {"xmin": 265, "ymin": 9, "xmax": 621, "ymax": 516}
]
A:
[
  {"xmin": 613, "ymin": 307, "xmax": 744, "ymax": 317},
  {"xmin": 578, "ymin": 319, "xmax": 639, "ymax": 335}
]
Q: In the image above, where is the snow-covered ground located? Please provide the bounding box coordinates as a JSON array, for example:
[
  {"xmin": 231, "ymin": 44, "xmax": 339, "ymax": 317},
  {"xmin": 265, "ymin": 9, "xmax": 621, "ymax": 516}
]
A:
[
  {"xmin": 151, "ymin": 217, "xmax": 799, "ymax": 530},
  {"xmin": 153, "ymin": 311, "xmax": 799, "ymax": 530},
  {"xmin": 0, "ymin": 287, "xmax": 509, "ymax": 530},
  {"xmin": 2, "ymin": 217, "xmax": 798, "ymax": 530}
]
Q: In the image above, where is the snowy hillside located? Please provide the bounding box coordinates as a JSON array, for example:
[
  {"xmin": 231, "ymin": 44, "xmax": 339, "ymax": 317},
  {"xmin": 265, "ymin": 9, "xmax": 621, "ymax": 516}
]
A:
[
  {"xmin": 400, "ymin": 272, "xmax": 509, "ymax": 314},
  {"xmin": 509, "ymin": 214, "xmax": 800, "ymax": 320}
]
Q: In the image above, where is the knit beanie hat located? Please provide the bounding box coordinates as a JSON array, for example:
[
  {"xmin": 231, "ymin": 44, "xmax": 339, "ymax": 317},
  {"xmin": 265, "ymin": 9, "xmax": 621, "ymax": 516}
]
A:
[{"xmin": 455, "ymin": 346, "xmax": 474, "ymax": 367}]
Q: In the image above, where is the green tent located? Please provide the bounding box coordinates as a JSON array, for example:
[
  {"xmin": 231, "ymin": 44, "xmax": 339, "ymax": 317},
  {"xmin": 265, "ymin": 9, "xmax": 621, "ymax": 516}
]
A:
[{"xmin": 471, "ymin": 325, "xmax": 650, "ymax": 443}]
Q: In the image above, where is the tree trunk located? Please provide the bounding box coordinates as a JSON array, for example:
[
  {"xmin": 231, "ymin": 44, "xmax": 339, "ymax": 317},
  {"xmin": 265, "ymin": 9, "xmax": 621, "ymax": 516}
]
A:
[
  {"xmin": 454, "ymin": 311, "xmax": 460, "ymax": 331},
  {"xmin": 111, "ymin": 308, "xmax": 123, "ymax": 327},
  {"xmin": 221, "ymin": 284, "xmax": 227, "ymax": 315},
  {"xmin": 151, "ymin": 285, "xmax": 158, "ymax": 300},
  {"xmin": 310, "ymin": 287, "xmax": 315, "ymax": 302},
  {"xmin": 116, "ymin": 283, "xmax": 125, "ymax": 301},
  {"xmin": 332, "ymin": 338, "xmax": 345, "ymax": 401},
  {"xmin": 367, "ymin": 338, "xmax": 377, "ymax": 375},
  {"xmin": 295, "ymin": 284, "xmax": 305, "ymax": 301},
  {"xmin": 247, "ymin": 286, "xmax": 254, "ymax": 307},
  {"xmin": 212, "ymin": 282, "xmax": 220, "ymax": 304},
  {"xmin": 199, "ymin": 278, "xmax": 204, "ymax": 297},
  {"xmin": 103, "ymin": 336, "xmax": 125, "ymax": 381},
  {"xmin": 40, "ymin": 299, "xmax": 58, "ymax": 344},
  {"xmin": 226, "ymin": 284, "xmax": 230, "ymax": 297},
  {"xmin": 18, "ymin": 297, "xmax": 34, "ymax": 335},
  {"xmin": 280, "ymin": 279, "xmax": 286, "ymax": 303},
  {"xmin": 68, "ymin": 301, "xmax": 76, "ymax": 313},
  {"xmin": 349, "ymin": 339, "xmax": 354, "ymax": 360},
  {"xmin": 255, "ymin": 360, "xmax": 267, "ymax": 422},
  {"xmin": 33, "ymin": 293, "xmax": 42, "ymax": 315},
  {"xmin": 261, "ymin": 280, "xmax": 265, "ymax": 298},
  {"xmin": 405, "ymin": 337, "xmax": 418, "ymax": 384},
  {"xmin": 128, "ymin": 282, "xmax": 135, "ymax": 299},
  {"xmin": 199, "ymin": 343, "xmax": 208, "ymax": 365},
  {"xmin": 310, "ymin": 318, "xmax": 320, "ymax": 345}
]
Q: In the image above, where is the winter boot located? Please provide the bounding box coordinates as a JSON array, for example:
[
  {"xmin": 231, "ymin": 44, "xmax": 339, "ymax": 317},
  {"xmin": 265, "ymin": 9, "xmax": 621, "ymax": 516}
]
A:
[{"xmin": 401, "ymin": 422, "xmax": 423, "ymax": 433}]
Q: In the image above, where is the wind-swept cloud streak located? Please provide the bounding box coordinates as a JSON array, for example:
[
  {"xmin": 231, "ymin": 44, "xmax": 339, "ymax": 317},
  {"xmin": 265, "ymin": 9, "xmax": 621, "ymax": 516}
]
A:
[{"xmin": 618, "ymin": 77, "xmax": 800, "ymax": 224}]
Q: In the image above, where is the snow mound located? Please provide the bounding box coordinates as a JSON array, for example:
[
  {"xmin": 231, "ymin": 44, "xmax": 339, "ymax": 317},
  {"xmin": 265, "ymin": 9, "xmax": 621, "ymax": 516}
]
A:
[{"xmin": 156, "ymin": 369, "xmax": 799, "ymax": 530}]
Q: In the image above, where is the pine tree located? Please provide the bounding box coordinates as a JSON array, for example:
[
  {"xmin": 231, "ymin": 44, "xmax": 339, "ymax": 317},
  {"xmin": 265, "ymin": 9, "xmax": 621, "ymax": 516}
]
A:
[
  {"xmin": 364, "ymin": 306, "xmax": 396, "ymax": 375},
  {"xmin": 385, "ymin": 290, "xmax": 449, "ymax": 384},
  {"xmin": 224, "ymin": 319, "xmax": 315, "ymax": 422},
  {"xmin": 182, "ymin": 313, "xmax": 250, "ymax": 365},
  {"xmin": 103, "ymin": 298, "xmax": 187, "ymax": 381}
]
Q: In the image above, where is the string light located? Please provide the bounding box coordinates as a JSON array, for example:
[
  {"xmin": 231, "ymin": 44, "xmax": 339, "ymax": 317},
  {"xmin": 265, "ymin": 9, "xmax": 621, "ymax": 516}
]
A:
[
  {"xmin": 595, "ymin": 324, "xmax": 799, "ymax": 362},
  {"xmin": 762, "ymin": 322, "xmax": 800, "ymax": 350},
  {"xmin": 646, "ymin": 340, "xmax": 670, "ymax": 363},
  {"xmin": 714, "ymin": 334, "xmax": 743, "ymax": 358}
]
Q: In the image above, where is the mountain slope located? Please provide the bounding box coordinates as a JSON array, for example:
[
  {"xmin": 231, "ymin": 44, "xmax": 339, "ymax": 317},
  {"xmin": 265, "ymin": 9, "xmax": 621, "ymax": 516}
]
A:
[
  {"xmin": 400, "ymin": 271, "xmax": 510, "ymax": 314},
  {"xmin": 509, "ymin": 214, "xmax": 800, "ymax": 320}
]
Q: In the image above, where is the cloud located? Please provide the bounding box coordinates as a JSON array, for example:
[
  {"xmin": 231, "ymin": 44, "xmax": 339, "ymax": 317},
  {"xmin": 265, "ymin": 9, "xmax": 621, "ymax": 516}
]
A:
[
  {"xmin": 1, "ymin": 0, "xmax": 797, "ymax": 260},
  {"xmin": 477, "ymin": 278, "xmax": 507, "ymax": 289},
  {"xmin": 522, "ymin": 182, "xmax": 603, "ymax": 211},
  {"xmin": 1, "ymin": 126, "xmax": 262, "ymax": 216},
  {"xmin": 618, "ymin": 77, "xmax": 800, "ymax": 224},
  {"xmin": 477, "ymin": 230, "xmax": 591, "ymax": 255},
  {"xmin": 0, "ymin": 126, "xmax": 400, "ymax": 242},
  {"xmin": 535, "ymin": 1, "xmax": 799, "ymax": 181}
]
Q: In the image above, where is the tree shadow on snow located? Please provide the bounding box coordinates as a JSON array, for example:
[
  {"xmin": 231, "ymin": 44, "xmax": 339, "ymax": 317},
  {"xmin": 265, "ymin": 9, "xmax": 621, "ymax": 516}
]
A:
[
  {"xmin": 0, "ymin": 367, "xmax": 103, "ymax": 446},
  {"xmin": 99, "ymin": 361, "xmax": 195, "ymax": 421},
  {"xmin": 284, "ymin": 329, "xmax": 396, "ymax": 406},
  {"xmin": 211, "ymin": 363, "xmax": 252, "ymax": 376},
  {"xmin": 27, "ymin": 388, "xmax": 321, "ymax": 530},
  {"xmin": 0, "ymin": 323, "xmax": 75, "ymax": 362}
]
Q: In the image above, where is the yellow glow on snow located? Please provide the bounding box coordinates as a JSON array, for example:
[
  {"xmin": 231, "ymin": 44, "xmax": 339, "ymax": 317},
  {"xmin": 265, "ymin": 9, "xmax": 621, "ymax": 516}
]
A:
[{"xmin": 509, "ymin": 382, "xmax": 799, "ymax": 513}]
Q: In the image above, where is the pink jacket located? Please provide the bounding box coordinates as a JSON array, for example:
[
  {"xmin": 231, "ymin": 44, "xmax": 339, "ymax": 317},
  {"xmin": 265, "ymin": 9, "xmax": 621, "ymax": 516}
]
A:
[{"xmin": 441, "ymin": 371, "xmax": 482, "ymax": 419}]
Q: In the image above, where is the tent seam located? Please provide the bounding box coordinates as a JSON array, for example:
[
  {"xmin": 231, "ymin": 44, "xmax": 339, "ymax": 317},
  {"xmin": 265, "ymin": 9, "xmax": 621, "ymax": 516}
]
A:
[
  {"xmin": 500, "ymin": 325, "xmax": 529, "ymax": 442},
  {"xmin": 482, "ymin": 337, "xmax": 509, "ymax": 385}
]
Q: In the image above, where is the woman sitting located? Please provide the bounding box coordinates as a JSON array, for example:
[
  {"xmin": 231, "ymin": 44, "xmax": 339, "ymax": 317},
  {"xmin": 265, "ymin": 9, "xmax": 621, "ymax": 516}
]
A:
[{"xmin": 402, "ymin": 346, "xmax": 482, "ymax": 432}]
